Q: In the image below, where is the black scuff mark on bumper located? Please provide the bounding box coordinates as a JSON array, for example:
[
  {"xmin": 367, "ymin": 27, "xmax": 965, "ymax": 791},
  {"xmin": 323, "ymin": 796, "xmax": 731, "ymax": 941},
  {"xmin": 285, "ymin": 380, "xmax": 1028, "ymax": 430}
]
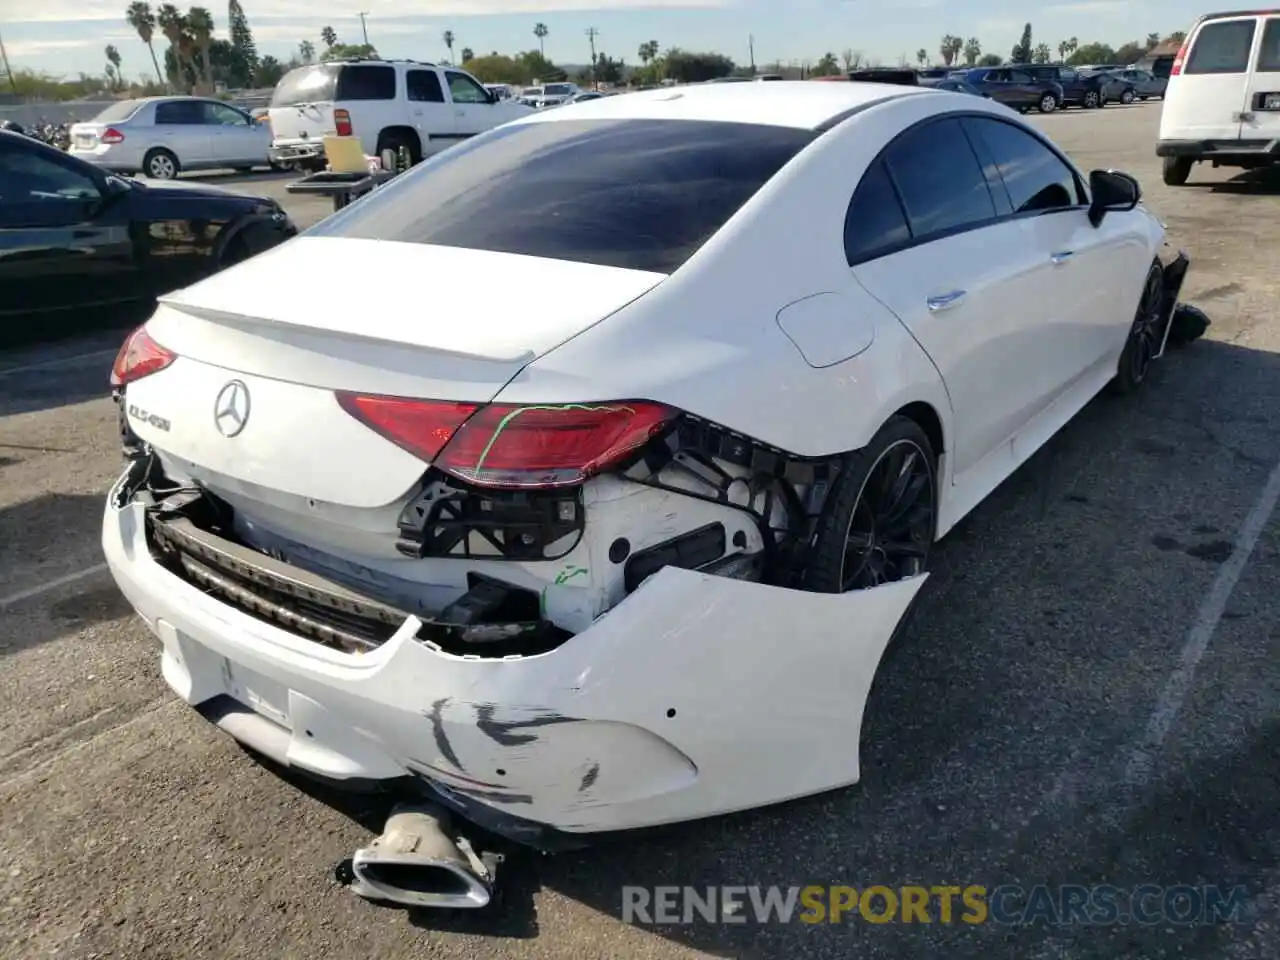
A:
[
  {"xmin": 427, "ymin": 697, "xmax": 465, "ymax": 772},
  {"xmin": 579, "ymin": 762, "xmax": 600, "ymax": 793},
  {"xmin": 475, "ymin": 704, "xmax": 580, "ymax": 746}
]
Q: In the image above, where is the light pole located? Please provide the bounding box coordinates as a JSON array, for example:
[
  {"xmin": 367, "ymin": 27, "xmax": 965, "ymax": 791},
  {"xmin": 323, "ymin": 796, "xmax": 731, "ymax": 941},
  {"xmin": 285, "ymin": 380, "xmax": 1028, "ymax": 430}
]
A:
[
  {"xmin": 0, "ymin": 28, "xmax": 17, "ymax": 96},
  {"xmin": 585, "ymin": 26, "xmax": 599, "ymax": 90},
  {"xmin": 358, "ymin": 12, "xmax": 369, "ymax": 47}
]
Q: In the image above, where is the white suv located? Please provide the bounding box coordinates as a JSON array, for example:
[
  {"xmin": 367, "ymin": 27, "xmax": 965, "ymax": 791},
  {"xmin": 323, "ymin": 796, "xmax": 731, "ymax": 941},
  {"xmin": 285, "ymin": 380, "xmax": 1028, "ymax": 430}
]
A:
[
  {"xmin": 1157, "ymin": 10, "xmax": 1280, "ymax": 185},
  {"xmin": 267, "ymin": 58, "xmax": 534, "ymax": 170}
]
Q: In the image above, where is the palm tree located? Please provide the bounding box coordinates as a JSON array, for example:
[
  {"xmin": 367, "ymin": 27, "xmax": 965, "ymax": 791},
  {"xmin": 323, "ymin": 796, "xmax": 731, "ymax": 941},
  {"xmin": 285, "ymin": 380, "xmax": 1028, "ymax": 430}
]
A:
[
  {"xmin": 186, "ymin": 6, "xmax": 214, "ymax": 94},
  {"xmin": 105, "ymin": 44, "xmax": 123, "ymax": 88},
  {"xmin": 533, "ymin": 22, "xmax": 548, "ymax": 56},
  {"xmin": 126, "ymin": 2, "xmax": 165, "ymax": 86},
  {"xmin": 461, "ymin": 47, "xmax": 474, "ymax": 62},
  {"xmin": 442, "ymin": 29, "xmax": 455, "ymax": 63},
  {"xmin": 916, "ymin": 48, "xmax": 927, "ymax": 67},
  {"xmin": 963, "ymin": 37, "xmax": 981, "ymax": 66},
  {"xmin": 320, "ymin": 25, "xmax": 337, "ymax": 49},
  {"xmin": 939, "ymin": 34, "xmax": 963, "ymax": 67},
  {"xmin": 298, "ymin": 39, "xmax": 315, "ymax": 64},
  {"xmin": 638, "ymin": 40, "xmax": 658, "ymax": 65},
  {"xmin": 156, "ymin": 4, "xmax": 188, "ymax": 90}
]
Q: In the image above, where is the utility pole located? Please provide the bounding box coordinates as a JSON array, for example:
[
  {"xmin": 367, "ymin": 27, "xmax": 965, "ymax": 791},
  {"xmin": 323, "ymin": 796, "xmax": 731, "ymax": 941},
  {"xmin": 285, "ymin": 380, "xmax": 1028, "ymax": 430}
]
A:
[
  {"xmin": 358, "ymin": 12, "xmax": 369, "ymax": 47},
  {"xmin": 585, "ymin": 26, "xmax": 599, "ymax": 89},
  {"xmin": 0, "ymin": 27, "xmax": 16, "ymax": 96},
  {"xmin": 748, "ymin": 34, "xmax": 755, "ymax": 75}
]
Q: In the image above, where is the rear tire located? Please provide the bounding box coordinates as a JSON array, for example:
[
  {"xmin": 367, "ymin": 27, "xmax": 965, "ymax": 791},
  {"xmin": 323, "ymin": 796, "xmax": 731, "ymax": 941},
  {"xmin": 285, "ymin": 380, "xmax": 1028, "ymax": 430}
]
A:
[
  {"xmin": 1162, "ymin": 156, "xmax": 1193, "ymax": 186},
  {"xmin": 1120, "ymin": 88, "xmax": 1136, "ymax": 105},
  {"xmin": 1083, "ymin": 90, "xmax": 1101, "ymax": 109},
  {"xmin": 375, "ymin": 130, "xmax": 422, "ymax": 167},
  {"xmin": 805, "ymin": 417, "xmax": 938, "ymax": 594},
  {"xmin": 143, "ymin": 148, "xmax": 179, "ymax": 180}
]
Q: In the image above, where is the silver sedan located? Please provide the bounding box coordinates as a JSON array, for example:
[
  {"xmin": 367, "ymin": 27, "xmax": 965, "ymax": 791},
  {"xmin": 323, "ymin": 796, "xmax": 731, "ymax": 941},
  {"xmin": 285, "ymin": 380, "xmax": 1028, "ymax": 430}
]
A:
[{"xmin": 68, "ymin": 96, "xmax": 272, "ymax": 179}]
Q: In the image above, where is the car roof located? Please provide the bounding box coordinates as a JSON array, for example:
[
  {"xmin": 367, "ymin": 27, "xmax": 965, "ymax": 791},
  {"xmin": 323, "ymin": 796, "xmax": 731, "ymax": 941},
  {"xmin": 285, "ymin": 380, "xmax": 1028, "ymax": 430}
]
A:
[{"xmin": 516, "ymin": 80, "xmax": 929, "ymax": 130}]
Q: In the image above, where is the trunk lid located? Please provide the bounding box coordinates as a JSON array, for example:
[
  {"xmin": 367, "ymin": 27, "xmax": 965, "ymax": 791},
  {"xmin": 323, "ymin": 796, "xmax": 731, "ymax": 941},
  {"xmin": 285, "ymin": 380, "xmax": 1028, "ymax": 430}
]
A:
[
  {"xmin": 69, "ymin": 122, "xmax": 106, "ymax": 149},
  {"xmin": 126, "ymin": 237, "xmax": 666, "ymax": 509}
]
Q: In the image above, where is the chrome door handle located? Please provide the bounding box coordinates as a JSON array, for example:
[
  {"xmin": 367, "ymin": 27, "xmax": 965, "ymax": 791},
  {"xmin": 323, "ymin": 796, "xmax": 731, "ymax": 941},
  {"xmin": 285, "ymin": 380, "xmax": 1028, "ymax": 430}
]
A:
[
  {"xmin": 455, "ymin": 109, "xmax": 466, "ymax": 117},
  {"xmin": 926, "ymin": 290, "xmax": 966, "ymax": 312},
  {"xmin": 1050, "ymin": 250, "xmax": 1074, "ymax": 264}
]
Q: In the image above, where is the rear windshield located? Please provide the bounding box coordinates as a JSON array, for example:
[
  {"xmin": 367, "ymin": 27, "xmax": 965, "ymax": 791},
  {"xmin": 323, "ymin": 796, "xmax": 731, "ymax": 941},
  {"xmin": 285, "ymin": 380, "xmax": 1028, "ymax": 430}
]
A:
[
  {"xmin": 1185, "ymin": 19, "xmax": 1257, "ymax": 74},
  {"xmin": 311, "ymin": 118, "xmax": 814, "ymax": 274},
  {"xmin": 544, "ymin": 84, "xmax": 573, "ymax": 95},
  {"xmin": 91, "ymin": 100, "xmax": 144, "ymax": 123},
  {"xmin": 271, "ymin": 65, "xmax": 338, "ymax": 106}
]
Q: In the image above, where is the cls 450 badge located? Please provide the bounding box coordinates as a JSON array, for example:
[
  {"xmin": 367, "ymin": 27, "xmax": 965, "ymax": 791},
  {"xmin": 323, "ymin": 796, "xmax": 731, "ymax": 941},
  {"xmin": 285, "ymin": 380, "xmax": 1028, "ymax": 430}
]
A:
[{"xmin": 128, "ymin": 404, "xmax": 171, "ymax": 432}]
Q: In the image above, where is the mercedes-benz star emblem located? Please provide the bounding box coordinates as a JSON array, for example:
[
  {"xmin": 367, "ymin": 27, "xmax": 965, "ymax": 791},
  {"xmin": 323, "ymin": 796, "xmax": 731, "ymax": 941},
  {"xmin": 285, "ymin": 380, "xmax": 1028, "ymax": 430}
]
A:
[{"xmin": 213, "ymin": 380, "xmax": 251, "ymax": 438}]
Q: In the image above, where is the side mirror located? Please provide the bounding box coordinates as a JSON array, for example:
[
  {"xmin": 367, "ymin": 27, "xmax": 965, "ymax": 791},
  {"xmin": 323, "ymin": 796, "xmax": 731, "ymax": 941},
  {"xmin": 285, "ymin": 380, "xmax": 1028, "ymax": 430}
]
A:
[{"xmin": 1088, "ymin": 169, "xmax": 1140, "ymax": 227}]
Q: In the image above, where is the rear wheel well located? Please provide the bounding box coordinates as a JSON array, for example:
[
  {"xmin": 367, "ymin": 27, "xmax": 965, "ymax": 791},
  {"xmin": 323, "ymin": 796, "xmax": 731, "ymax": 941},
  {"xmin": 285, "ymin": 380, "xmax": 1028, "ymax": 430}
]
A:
[
  {"xmin": 893, "ymin": 401, "xmax": 944, "ymax": 458},
  {"xmin": 376, "ymin": 126, "xmax": 422, "ymax": 164}
]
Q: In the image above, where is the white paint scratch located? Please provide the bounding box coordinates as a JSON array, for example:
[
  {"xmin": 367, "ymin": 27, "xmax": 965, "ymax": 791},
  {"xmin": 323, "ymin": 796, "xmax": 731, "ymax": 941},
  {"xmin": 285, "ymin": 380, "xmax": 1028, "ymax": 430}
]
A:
[{"xmin": 0, "ymin": 564, "xmax": 110, "ymax": 610}]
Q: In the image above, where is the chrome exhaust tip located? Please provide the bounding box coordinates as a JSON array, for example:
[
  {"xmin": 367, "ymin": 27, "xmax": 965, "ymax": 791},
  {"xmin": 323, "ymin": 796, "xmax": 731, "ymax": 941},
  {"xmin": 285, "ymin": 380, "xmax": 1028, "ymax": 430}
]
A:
[{"xmin": 349, "ymin": 803, "xmax": 496, "ymax": 909}]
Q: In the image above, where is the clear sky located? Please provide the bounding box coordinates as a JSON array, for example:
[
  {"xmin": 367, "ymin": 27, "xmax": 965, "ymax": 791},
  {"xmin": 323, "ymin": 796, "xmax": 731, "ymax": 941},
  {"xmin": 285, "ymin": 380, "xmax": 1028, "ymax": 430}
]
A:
[{"xmin": 2, "ymin": 0, "xmax": 1201, "ymax": 80}]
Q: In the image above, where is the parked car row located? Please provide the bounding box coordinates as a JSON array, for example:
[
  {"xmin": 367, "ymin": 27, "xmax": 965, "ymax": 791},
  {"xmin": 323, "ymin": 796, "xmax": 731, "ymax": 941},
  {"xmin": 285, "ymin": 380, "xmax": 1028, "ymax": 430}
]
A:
[{"xmin": 0, "ymin": 127, "xmax": 295, "ymax": 338}]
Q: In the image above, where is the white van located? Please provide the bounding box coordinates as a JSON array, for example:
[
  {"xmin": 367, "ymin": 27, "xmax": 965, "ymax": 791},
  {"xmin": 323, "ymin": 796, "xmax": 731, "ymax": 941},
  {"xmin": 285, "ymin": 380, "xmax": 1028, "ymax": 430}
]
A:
[
  {"xmin": 1157, "ymin": 10, "xmax": 1280, "ymax": 185},
  {"xmin": 267, "ymin": 58, "xmax": 533, "ymax": 170}
]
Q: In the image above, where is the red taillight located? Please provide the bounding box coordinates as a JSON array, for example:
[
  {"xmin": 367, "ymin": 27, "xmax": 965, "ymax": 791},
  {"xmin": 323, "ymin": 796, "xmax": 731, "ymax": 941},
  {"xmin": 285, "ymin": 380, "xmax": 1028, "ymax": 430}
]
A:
[
  {"xmin": 336, "ymin": 395, "xmax": 675, "ymax": 489},
  {"xmin": 438, "ymin": 401, "xmax": 675, "ymax": 489},
  {"xmin": 336, "ymin": 393, "xmax": 480, "ymax": 462},
  {"xmin": 334, "ymin": 108, "xmax": 353, "ymax": 137},
  {"xmin": 110, "ymin": 325, "xmax": 176, "ymax": 388},
  {"xmin": 100, "ymin": 127, "xmax": 125, "ymax": 144},
  {"xmin": 1170, "ymin": 38, "xmax": 1189, "ymax": 75}
]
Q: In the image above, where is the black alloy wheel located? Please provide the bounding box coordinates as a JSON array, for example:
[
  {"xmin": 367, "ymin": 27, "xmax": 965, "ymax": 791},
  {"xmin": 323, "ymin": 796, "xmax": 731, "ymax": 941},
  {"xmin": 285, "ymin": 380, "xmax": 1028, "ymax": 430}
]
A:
[{"xmin": 1111, "ymin": 261, "xmax": 1165, "ymax": 395}]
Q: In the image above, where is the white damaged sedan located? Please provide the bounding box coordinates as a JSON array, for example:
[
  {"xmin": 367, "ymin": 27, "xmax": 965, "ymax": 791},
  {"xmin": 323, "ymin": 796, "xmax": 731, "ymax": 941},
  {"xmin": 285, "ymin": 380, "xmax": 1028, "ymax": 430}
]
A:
[{"xmin": 103, "ymin": 81, "xmax": 1198, "ymax": 906}]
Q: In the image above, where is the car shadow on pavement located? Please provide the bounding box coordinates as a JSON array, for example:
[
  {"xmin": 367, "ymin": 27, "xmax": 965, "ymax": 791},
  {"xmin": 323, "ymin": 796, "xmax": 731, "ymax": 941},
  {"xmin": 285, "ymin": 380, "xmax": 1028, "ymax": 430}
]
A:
[
  {"xmin": 1204, "ymin": 167, "xmax": 1280, "ymax": 196},
  {"xmin": 0, "ymin": 493, "xmax": 128, "ymax": 657}
]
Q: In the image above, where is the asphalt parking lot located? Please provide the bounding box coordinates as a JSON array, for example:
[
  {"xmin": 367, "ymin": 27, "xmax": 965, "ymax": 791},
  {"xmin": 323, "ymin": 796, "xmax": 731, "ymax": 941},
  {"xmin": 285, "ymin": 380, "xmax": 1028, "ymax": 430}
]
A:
[{"xmin": 1, "ymin": 101, "xmax": 1277, "ymax": 960}]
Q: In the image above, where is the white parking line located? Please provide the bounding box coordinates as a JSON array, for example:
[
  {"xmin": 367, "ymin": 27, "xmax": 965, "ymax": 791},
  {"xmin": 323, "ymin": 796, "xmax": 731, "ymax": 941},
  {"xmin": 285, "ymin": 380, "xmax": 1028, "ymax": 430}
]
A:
[
  {"xmin": 0, "ymin": 563, "xmax": 110, "ymax": 610},
  {"xmin": 0, "ymin": 348, "xmax": 118, "ymax": 379},
  {"xmin": 1124, "ymin": 451, "xmax": 1280, "ymax": 786}
]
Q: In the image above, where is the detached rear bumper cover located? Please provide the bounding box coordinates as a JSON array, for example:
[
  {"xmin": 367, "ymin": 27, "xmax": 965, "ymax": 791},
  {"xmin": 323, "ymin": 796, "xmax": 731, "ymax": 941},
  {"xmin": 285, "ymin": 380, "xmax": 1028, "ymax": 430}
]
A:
[{"xmin": 103, "ymin": 472, "xmax": 924, "ymax": 840}]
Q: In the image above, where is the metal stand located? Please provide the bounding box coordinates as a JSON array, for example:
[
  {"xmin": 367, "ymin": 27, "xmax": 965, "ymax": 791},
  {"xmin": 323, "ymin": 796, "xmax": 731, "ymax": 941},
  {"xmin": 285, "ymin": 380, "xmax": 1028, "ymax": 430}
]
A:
[{"xmin": 285, "ymin": 169, "xmax": 398, "ymax": 213}]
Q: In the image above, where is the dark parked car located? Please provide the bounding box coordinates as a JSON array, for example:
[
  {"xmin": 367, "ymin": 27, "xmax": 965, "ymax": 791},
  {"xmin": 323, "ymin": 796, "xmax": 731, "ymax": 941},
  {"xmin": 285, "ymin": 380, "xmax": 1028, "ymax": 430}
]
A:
[
  {"xmin": 1015, "ymin": 63, "xmax": 1120, "ymax": 108},
  {"xmin": 848, "ymin": 68, "xmax": 919, "ymax": 85},
  {"xmin": 1133, "ymin": 53, "xmax": 1176, "ymax": 80},
  {"xmin": 955, "ymin": 67, "xmax": 1065, "ymax": 112},
  {"xmin": 0, "ymin": 129, "xmax": 296, "ymax": 338},
  {"xmin": 920, "ymin": 77, "xmax": 988, "ymax": 97},
  {"xmin": 1102, "ymin": 67, "xmax": 1167, "ymax": 100}
]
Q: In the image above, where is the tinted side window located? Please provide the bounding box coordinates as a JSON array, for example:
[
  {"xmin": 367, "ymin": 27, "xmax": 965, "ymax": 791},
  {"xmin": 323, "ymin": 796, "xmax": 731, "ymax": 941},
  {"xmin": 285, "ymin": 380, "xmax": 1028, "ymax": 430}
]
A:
[
  {"xmin": 1259, "ymin": 18, "xmax": 1280, "ymax": 71},
  {"xmin": 882, "ymin": 118, "xmax": 996, "ymax": 238},
  {"xmin": 446, "ymin": 71, "xmax": 490, "ymax": 104},
  {"xmin": 204, "ymin": 102, "xmax": 247, "ymax": 125},
  {"xmin": 844, "ymin": 159, "xmax": 911, "ymax": 265},
  {"xmin": 407, "ymin": 69, "xmax": 444, "ymax": 102},
  {"xmin": 968, "ymin": 118, "xmax": 1081, "ymax": 213},
  {"xmin": 1009, "ymin": 70, "xmax": 1034, "ymax": 83},
  {"xmin": 154, "ymin": 100, "xmax": 203, "ymax": 124},
  {"xmin": 310, "ymin": 119, "xmax": 813, "ymax": 274},
  {"xmin": 335, "ymin": 65, "xmax": 396, "ymax": 100},
  {"xmin": 0, "ymin": 142, "xmax": 100, "ymax": 204},
  {"xmin": 1185, "ymin": 20, "xmax": 1257, "ymax": 74}
]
